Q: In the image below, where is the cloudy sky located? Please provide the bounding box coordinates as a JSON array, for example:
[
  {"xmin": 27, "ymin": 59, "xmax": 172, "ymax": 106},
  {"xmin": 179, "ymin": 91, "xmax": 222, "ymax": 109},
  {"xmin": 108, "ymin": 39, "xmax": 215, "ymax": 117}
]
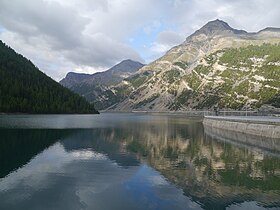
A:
[{"xmin": 0, "ymin": 0, "xmax": 280, "ymax": 81}]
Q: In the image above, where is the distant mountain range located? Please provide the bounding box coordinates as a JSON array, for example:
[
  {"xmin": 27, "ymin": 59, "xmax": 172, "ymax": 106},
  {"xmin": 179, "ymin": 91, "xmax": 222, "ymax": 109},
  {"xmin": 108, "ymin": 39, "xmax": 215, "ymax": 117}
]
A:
[
  {"xmin": 60, "ymin": 59, "xmax": 144, "ymax": 110},
  {"xmin": 62, "ymin": 19, "xmax": 280, "ymax": 111},
  {"xmin": 0, "ymin": 41, "xmax": 98, "ymax": 114},
  {"xmin": 60, "ymin": 59, "xmax": 144, "ymax": 88}
]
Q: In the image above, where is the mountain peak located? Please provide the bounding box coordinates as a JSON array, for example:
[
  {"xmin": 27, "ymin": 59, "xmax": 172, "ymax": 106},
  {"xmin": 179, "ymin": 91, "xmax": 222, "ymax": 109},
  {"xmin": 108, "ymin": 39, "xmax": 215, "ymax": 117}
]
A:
[
  {"xmin": 60, "ymin": 59, "xmax": 144, "ymax": 89},
  {"xmin": 203, "ymin": 19, "xmax": 232, "ymax": 30},
  {"xmin": 118, "ymin": 59, "xmax": 144, "ymax": 66},
  {"xmin": 192, "ymin": 19, "xmax": 247, "ymax": 37},
  {"xmin": 108, "ymin": 59, "xmax": 144, "ymax": 73}
]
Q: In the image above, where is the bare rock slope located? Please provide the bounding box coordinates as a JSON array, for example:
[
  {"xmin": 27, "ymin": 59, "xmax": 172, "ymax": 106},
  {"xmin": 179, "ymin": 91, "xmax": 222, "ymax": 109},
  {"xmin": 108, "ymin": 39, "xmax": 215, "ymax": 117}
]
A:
[
  {"xmin": 62, "ymin": 20, "xmax": 280, "ymax": 111},
  {"xmin": 108, "ymin": 19, "xmax": 280, "ymax": 111}
]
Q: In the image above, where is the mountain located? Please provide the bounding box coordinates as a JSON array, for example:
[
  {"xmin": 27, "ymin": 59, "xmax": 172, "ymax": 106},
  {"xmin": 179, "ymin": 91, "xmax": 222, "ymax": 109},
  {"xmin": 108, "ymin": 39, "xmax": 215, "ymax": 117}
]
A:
[
  {"xmin": 0, "ymin": 40, "xmax": 98, "ymax": 114},
  {"xmin": 95, "ymin": 19, "xmax": 280, "ymax": 111},
  {"xmin": 191, "ymin": 19, "xmax": 247, "ymax": 37},
  {"xmin": 60, "ymin": 59, "xmax": 144, "ymax": 110},
  {"xmin": 61, "ymin": 59, "xmax": 144, "ymax": 87}
]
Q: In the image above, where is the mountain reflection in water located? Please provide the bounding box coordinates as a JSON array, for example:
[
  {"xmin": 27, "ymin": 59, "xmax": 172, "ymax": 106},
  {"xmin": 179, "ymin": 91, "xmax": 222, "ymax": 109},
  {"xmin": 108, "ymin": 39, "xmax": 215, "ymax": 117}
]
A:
[{"xmin": 0, "ymin": 114, "xmax": 279, "ymax": 210}]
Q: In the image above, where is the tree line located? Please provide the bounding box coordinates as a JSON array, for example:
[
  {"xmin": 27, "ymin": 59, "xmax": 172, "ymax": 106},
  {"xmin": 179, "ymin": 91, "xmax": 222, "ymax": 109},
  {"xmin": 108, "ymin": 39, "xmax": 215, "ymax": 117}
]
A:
[{"xmin": 0, "ymin": 40, "xmax": 98, "ymax": 114}]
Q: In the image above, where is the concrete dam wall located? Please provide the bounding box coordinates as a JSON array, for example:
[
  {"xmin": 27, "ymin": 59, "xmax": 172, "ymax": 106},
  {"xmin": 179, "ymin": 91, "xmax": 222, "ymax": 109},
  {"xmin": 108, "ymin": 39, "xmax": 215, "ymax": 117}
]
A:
[
  {"xmin": 203, "ymin": 116, "xmax": 280, "ymax": 153},
  {"xmin": 203, "ymin": 116, "xmax": 280, "ymax": 139}
]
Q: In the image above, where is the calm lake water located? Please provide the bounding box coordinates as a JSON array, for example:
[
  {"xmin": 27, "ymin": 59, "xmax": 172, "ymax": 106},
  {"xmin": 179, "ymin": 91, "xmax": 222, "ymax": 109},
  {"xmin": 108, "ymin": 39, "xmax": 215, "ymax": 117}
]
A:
[{"xmin": 0, "ymin": 113, "xmax": 280, "ymax": 210}]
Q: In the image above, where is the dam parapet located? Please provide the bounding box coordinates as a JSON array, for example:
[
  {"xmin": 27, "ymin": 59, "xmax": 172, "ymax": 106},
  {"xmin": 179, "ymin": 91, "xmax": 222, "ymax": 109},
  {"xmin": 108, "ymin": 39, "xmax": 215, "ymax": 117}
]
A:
[{"xmin": 203, "ymin": 116, "xmax": 280, "ymax": 139}]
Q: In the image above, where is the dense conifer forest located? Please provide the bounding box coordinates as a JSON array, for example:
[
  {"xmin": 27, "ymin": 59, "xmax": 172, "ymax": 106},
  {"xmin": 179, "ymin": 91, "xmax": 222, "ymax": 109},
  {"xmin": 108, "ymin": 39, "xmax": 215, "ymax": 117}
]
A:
[{"xmin": 0, "ymin": 40, "xmax": 98, "ymax": 114}]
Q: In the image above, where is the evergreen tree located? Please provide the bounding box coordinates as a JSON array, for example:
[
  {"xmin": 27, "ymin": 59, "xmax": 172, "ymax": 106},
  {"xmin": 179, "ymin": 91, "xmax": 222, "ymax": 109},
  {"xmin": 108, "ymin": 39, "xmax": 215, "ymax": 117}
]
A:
[{"xmin": 0, "ymin": 40, "xmax": 99, "ymax": 114}]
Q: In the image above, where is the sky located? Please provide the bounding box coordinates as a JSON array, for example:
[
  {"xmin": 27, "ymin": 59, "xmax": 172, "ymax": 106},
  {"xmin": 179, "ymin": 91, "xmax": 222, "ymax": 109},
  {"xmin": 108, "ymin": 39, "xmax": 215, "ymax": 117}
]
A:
[{"xmin": 0, "ymin": 0, "xmax": 280, "ymax": 81}]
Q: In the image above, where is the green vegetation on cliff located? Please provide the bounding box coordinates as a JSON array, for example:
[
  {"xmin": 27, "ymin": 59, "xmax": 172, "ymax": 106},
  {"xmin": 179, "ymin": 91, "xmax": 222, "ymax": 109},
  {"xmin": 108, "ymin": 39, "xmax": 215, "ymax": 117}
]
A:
[
  {"xmin": 179, "ymin": 43, "xmax": 280, "ymax": 109},
  {"xmin": 0, "ymin": 41, "xmax": 98, "ymax": 114}
]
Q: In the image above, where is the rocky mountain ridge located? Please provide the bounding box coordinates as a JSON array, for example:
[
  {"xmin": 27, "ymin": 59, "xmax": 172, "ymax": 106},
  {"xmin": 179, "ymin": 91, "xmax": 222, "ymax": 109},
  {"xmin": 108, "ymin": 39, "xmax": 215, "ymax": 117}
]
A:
[
  {"xmin": 60, "ymin": 59, "xmax": 144, "ymax": 110},
  {"xmin": 108, "ymin": 19, "xmax": 280, "ymax": 111},
  {"xmin": 60, "ymin": 59, "xmax": 144, "ymax": 87},
  {"xmin": 62, "ymin": 19, "xmax": 280, "ymax": 111}
]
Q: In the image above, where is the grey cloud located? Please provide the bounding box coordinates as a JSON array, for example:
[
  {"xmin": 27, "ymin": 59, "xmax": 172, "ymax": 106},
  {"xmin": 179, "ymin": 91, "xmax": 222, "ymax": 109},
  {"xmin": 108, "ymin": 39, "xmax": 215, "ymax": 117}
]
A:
[
  {"xmin": 1, "ymin": 0, "xmax": 280, "ymax": 80},
  {"xmin": 219, "ymin": 0, "xmax": 280, "ymax": 32},
  {"xmin": 66, "ymin": 33, "xmax": 143, "ymax": 67},
  {"xmin": 84, "ymin": 0, "xmax": 166, "ymax": 39},
  {"xmin": 0, "ymin": 0, "xmax": 88, "ymax": 50},
  {"xmin": 169, "ymin": 0, "xmax": 280, "ymax": 34},
  {"xmin": 0, "ymin": 0, "xmax": 144, "ymax": 80}
]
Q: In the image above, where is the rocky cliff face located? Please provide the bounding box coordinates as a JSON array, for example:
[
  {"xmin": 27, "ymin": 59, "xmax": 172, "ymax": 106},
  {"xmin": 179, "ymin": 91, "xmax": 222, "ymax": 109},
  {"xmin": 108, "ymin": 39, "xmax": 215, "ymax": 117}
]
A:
[
  {"xmin": 106, "ymin": 19, "xmax": 280, "ymax": 111},
  {"xmin": 61, "ymin": 20, "xmax": 280, "ymax": 111},
  {"xmin": 60, "ymin": 59, "xmax": 144, "ymax": 110}
]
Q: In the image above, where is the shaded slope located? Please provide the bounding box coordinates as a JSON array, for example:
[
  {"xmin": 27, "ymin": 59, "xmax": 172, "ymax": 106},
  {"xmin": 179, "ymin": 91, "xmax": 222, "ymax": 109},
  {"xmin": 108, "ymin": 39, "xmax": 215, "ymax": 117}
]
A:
[
  {"xmin": 0, "ymin": 40, "xmax": 98, "ymax": 114},
  {"xmin": 60, "ymin": 59, "xmax": 144, "ymax": 110}
]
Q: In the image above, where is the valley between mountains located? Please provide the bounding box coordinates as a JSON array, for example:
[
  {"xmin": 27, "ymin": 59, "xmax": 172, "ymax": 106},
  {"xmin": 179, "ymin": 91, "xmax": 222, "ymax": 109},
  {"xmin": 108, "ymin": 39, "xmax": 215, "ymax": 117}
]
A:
[{"xmin": 60, "ymin": 19, "xmax": 280, "ymax": 112}]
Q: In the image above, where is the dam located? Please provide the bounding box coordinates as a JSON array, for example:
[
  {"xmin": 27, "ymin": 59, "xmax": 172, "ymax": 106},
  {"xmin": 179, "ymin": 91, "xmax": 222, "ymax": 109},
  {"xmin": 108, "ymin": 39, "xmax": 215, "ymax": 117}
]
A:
[
  {"xmin": 203, "ymin": 116, "xmax": 280, "ymax": 139},
  {"xmin": 203, "ymin": 116, "xmax": 280, "ymax": 153}
]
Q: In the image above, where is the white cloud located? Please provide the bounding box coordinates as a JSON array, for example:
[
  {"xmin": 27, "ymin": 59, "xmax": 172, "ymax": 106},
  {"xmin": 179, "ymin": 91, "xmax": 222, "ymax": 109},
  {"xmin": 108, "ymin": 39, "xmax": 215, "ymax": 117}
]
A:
[
  {"xmin": 169, "ymin": 0, "xmax": 280, "ymax": 34},
  {"xmin": 150, "ymin": 31, "xmax": 185, "ymax": 53},
  {"xmin": 0, "ymin": 0, "xmax": 147, "ymax": 80},
  {"xmin": 0, "ymin": 0, "xmax": 280, "ymax": 80}
]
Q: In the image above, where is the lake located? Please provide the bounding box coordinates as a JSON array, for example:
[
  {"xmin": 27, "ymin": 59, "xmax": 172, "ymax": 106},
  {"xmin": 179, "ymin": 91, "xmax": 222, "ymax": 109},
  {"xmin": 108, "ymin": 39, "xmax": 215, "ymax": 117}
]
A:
[{"xmin": 0, "ymin": 113, "xmax": 280, "ymax": 210}]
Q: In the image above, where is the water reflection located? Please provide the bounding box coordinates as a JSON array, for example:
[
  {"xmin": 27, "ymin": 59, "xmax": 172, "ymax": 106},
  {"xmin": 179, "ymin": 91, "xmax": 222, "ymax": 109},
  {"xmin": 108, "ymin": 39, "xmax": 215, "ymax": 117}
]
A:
[
  {"xmin": 102, "ymin": 117, "xmax": 280, "ymax": 209},
  {"xmin": 204, "ymin": 125, "xmax": 280, "ymax": 154},
  {"xmin": 0, "ymin": 114, "xmax": 279, "ymax": 210},
  {"xmin": 62, "ymin": 129, "xmax": 140, "ymax": 167},
  {"xmin": 0, "ymin": 129, "xmax": 73, "ymax": 178}
]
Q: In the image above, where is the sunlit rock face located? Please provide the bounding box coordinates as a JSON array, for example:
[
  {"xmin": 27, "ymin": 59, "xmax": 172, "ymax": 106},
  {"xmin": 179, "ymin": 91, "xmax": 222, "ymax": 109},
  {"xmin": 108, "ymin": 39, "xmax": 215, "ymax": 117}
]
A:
[{"xmin": 75, "ymin": 19, "xmax": 280, "ymax": 111}]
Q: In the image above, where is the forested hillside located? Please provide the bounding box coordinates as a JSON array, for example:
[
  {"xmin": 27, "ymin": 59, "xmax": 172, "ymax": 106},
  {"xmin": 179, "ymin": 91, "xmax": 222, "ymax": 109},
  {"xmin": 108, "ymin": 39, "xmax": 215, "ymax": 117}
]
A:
[{"xmin": 0, "ymin": 41, "xmax": 98, "ymax": 114}]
